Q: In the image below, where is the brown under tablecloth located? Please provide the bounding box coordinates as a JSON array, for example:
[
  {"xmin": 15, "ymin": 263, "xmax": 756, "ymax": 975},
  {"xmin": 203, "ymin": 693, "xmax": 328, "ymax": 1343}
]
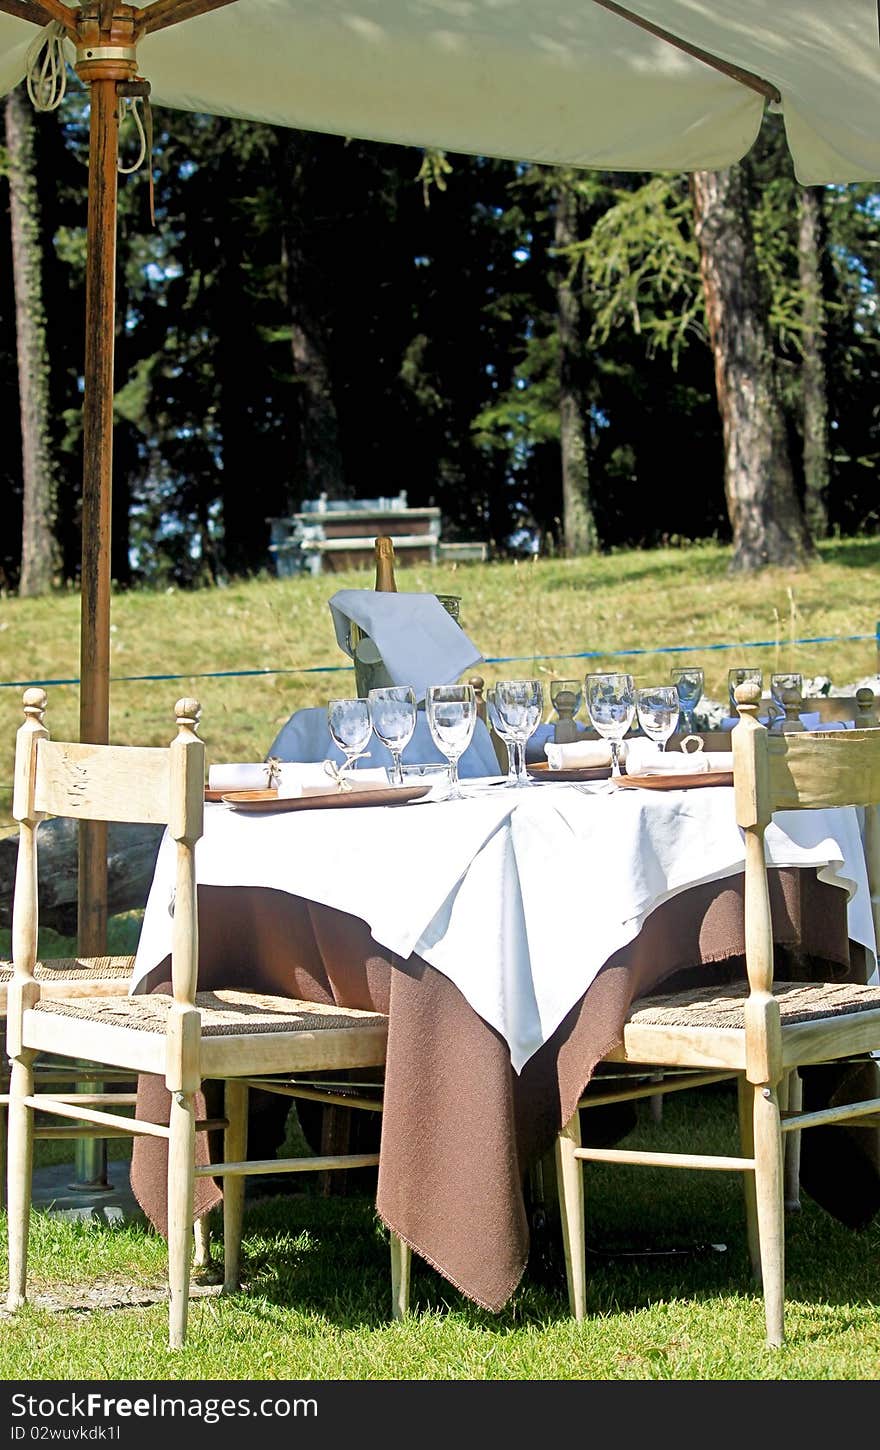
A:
[{"xmin": 131, "ymin": 869, "xmax": 880, "ymax": 1312}]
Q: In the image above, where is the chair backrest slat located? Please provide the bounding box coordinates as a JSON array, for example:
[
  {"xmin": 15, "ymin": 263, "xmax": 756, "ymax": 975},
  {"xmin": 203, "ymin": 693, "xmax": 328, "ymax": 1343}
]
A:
[
  {"xmin": 765, "ymin": 729, "xmax": 880, "ymax": 812},
  {"xmin": 34, "ymin": 741, "xmax": 173, "ymax": 825}
]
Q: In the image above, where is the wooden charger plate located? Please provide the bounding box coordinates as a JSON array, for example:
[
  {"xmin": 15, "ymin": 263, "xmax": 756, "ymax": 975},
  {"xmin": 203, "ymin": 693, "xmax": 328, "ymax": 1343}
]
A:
[
  {"xmin": 218, "ymin": 785, "xmax": 431, "ymax": 812},
  {"xmin": 615, "ymin": 770, "xmax": 733, "ymax": 791},
  {"xmin": 527, "ymin": 761, "xmax": 611, "ymax": 782}
]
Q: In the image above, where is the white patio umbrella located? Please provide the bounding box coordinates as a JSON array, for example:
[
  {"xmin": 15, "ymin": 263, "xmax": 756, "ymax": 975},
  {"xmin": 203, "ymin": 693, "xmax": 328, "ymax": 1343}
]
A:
[{"xmin": 1, "ymin": 0, "xmax": 879, "ymax": 948}]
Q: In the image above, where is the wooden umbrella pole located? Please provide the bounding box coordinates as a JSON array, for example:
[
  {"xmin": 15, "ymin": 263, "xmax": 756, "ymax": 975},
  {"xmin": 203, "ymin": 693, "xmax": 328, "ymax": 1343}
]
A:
[
  {"xmin": 77, "ymin": 73, "xmax": 118, "ymax": 957},
  {"xmin": 72, "ymin": 10, "xmax": 139, "ymax": 1192}
]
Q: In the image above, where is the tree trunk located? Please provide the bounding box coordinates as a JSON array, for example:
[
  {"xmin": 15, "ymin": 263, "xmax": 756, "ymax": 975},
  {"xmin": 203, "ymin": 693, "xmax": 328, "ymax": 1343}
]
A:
[
  {"xmin": 691, "ymin": 165, "xmax": 814, "ymax": 572},
  {"xmin": 555, "ymin": 186, "xmax": 598, "ymax": 556},
  {"xmin": 798, "ymin": 186, "xmax": 829, "ymax": 540},
  {"xmin": 281, "ymin": 137, "xmax": 347, "ymax": 504},
  {"xmin": 6, "ymin": 86, "xmax": 58, "ymax": 597},
  {"xmin": 217, "ymin": 223, "xmax": 265, "ymax": 575}
]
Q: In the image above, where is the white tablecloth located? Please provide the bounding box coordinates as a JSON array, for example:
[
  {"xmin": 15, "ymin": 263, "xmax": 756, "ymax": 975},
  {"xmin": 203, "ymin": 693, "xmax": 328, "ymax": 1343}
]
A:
[{"xmin": 132, "ymin": 783, "xmax": 876, "ymax": 1074}]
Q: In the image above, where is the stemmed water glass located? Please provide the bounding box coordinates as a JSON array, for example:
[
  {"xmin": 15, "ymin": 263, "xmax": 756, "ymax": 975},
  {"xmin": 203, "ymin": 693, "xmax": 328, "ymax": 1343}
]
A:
[
  {"xmin": 636, "ymin": 685, "xmax": 680, "ymax": 752},
  {"xmin": 327, "ymin": 697, "xmax": 372, "ymax": 778},
  {"xmin": 425, "ymin": 684, "xmax": 477, "ymax": 800},
  {"xmin": 493, "ymin": 680, "xmax": 544, "ymax": 787},
  {"xmin": 486, "ymin": 686, "xmax": 519, "ymax": 785},
  {"xmin": 728, "ymin": 668, "xmax": 763, "ymax": 717},
  {"xmin": 670, "ymin": 666, "xmax": 704, "ymax": 736},
  {"xmin": 368, "ymin": 685, "xmax": 416, "ymax": 785},
  {"xmin": 585, "ymin": 672, "xmax": 635, "ymax": 777}
]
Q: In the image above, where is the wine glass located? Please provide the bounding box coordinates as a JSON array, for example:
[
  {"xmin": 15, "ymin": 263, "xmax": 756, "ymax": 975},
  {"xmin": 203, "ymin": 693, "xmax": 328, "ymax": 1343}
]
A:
[
  {"xmin": 368, "ymin": 685, "xmax": 416, "ymax": 785},
  {"xmin": 425, "ymin": 684, "xmax": 477, "ymax": 800},
  {"xmin": 327, "ymin": 697, "xmax": 372, "ymax": 778},
  {"xmin": 670, "ymin": 666, "xmax": 704, "ymax": 736},
  {"xmin": 636, "ymin": 685, "xmax": 680, "ymax": 752},
  {"xmin": 486, "ymin": 686, "xmax": 519, "ymax": 785},
  {"xmin": 585, "ymin": 672, "xmax": 635, "ymax": 776},
  {"xmin": 728, "ymin": 667, "xmax": 763, "ymax": 717},
  {"xmin": 494, "ymin": 680, "xmax": 544, "ymax": 787}
]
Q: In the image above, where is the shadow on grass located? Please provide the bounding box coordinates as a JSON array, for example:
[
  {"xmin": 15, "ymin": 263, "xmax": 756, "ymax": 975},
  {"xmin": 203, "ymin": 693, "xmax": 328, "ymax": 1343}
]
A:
[
  {"xmin": 212, "ymin": 1081, "xmax": 880, "ymax": 1338},
  {"xmin": 25, "ymin": 1090, "xmax": 880, "ymax": 1345},
  {"xmin": 817, "ymin": 538, "xmax": 880, "ymax": 570}
]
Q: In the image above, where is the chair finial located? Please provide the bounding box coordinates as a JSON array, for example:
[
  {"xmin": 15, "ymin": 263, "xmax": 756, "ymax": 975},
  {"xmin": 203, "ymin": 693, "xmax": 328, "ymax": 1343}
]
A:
[
  {"xmin": 734, "ymin": 680, "xmax": 762, "ymax": 719},
  {"xmin": 174, "ymin": 698, "xmax": 201, "ymax": 734},
  {"xmin": 855, "ymin": 686, "xmax": 877, "ymax": 727},
  {"xmin": 22, "ymin": 688, "xmax": 47, "ymax": 724},
  {"xmin": 780, "ymin": 687, "xmax": 805, "ymax": 732}
]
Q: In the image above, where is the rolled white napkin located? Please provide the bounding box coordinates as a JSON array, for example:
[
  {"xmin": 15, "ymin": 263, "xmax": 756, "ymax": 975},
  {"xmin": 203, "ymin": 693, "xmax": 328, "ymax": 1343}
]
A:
[
  {"xmin": 544, "ymin": 739, "xmax": 612, "ymax": 770},
  {"xmin": 624, "ymin": 739, "xmax": 733, "ymax": 776},
  {"xmin": 208, "ymin": 762, "xmax": 279, "ymax": 792},
  {"xmin": 278, "ymin": 764, "xmax": 389, "ymax": 799}
]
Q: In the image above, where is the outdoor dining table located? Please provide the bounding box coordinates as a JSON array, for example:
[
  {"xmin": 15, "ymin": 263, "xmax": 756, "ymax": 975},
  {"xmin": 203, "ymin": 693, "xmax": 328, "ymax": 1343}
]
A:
[{"xmin": 128, "ymin": 776, "xmax": 880, "ymax": 1312}]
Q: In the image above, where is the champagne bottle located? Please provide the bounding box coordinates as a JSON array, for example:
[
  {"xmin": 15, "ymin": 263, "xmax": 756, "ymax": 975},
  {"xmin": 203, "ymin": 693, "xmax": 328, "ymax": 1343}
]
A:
[{"xmin": 374, "ymin": 535, "xmax": 398, "ymax": 592}]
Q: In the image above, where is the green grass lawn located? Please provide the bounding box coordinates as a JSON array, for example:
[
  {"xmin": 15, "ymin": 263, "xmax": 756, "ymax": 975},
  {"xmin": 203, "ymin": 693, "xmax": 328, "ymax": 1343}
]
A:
[{"xmin": 1, "ymin": 1089, "xmax": 878, "ymax": 1379}]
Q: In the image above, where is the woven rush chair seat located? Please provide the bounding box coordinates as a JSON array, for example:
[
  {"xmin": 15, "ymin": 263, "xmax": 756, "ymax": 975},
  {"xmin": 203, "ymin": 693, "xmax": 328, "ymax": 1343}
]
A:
[
  {"xmin": 630, "ymin": 980, "xmax": 880, "ymax": 1032},
  {"xmin": 0, "ymin": 956, "xmax": 133, "ymax": 1010},
  {"xmin": 0, "ymin": 957, "xmax": 132, "ymax": 980},
  {"xmin": 32, "ymin": 991, "xmax": 387, "ymax": 1038}
]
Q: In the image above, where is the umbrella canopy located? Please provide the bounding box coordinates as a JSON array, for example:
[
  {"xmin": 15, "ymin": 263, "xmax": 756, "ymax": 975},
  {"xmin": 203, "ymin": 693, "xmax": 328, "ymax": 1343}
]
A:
[{"xmin": 1, "ymin": 1, "xmax": 879, "ymax": 184}]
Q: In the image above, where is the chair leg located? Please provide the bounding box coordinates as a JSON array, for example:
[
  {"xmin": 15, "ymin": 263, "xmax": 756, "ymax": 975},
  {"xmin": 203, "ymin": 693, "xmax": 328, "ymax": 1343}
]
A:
[
  {"xmin": 167, "ymin": 1088, "xmax": 196, "ymax": 1350},
  {"xmin": 0, "ymin": 1093, "xmax": 7, "ymax": 1214},
  {"xmin": 752, "ymin": 1080, "xmax": 785, "ymax": 1348},
  {"xmin": 648, "ymin": 1071, "xmax": 664, "ymax": 1123},
  {"xmin": 555, "ymin": 1110, "xmax": 586, "ymax": 1320},
  {"xmin": 783, "ymin": 1070, "xmax": 802, "ymax": 1213},
  {"xmin": 736, "ymin": 1074, "xmax": 760, "ymax": 1282},
  {"xmin": 390, "ymin": 1233, "xmax": 411, "ymax": 1319},
  {"xmin": 193, "ymin": 1213, "xmax": 212, "ymax": 1271},
  {"xmin": 222, "ymin": 1080, "xmax": 248, "ymax": 1294},
  {"xmin": 7, "ymin": 1051, "xmax": 36, "ymax": 1310}
]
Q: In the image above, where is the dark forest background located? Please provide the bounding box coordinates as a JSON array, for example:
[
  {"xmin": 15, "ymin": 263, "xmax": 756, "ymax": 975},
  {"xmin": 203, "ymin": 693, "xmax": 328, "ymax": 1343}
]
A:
[{"xmin": 2, "ymin": 94, "xmax": 879, "ymax": 591}]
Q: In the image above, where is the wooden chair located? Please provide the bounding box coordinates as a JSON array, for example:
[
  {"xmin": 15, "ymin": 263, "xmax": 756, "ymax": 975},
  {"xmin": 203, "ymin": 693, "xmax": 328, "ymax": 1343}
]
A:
[
  {"xmin": 554, "ymin": 679, "xmax": 880, "ymax": 1346},
  {"xmin": 0, "ymin": 953, "xmax": 134, "ymax": 1211},
  {"xmin": 6, "ymin": 689, "xmax": 404, "ymax": 1348}
]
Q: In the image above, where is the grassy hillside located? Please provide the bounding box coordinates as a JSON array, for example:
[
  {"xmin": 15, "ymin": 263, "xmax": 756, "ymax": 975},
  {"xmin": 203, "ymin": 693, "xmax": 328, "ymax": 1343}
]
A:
[{"xmin": 0, "ymin": 536, "xmax": 878, "ymax": 824}]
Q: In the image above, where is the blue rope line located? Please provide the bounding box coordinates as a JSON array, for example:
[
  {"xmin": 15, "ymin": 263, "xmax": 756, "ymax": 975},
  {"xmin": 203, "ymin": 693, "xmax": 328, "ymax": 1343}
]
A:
[
  {"xmin": 484, "ymin": 633, "xmax": 877, "ymax": 665},
  {"xmin": 0, "ymin": 664, "xmax": 355, "ymax": 689},
  {"xmin": 0, "ymin": 632, "xmax": 875, "ymax": 690}
]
